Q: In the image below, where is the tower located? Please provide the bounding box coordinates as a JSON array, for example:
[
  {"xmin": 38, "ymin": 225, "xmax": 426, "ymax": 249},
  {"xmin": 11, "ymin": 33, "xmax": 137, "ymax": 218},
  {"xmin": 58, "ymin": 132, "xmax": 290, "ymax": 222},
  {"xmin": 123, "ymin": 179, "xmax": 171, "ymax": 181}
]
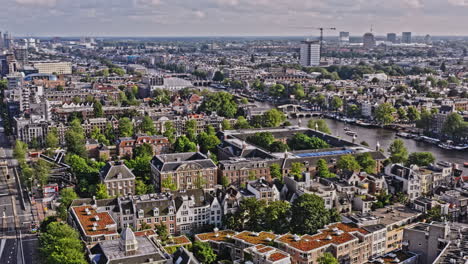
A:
[
  {"xmin": 300, "ymin": 40, "xmax": 321, "ymax": 67},
  {"xmin": 402, "ymin": 32, "xmax": 412, "ymax": 44},
  {"xmin": 363, "ymin": 33, "xmax": 376, "ymax": 49},
  {"xmin": 120, "ymin": 228, "xmax": 138, "ymax": 255}
]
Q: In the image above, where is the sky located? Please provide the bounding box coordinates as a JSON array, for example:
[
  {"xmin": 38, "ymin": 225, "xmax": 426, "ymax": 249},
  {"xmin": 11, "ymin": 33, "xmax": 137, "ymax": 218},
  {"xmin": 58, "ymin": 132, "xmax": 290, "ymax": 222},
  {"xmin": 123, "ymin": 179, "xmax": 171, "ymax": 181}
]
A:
[{"xmin": 1, "ymin": 0, "xmax": 468, "ymax": 37}]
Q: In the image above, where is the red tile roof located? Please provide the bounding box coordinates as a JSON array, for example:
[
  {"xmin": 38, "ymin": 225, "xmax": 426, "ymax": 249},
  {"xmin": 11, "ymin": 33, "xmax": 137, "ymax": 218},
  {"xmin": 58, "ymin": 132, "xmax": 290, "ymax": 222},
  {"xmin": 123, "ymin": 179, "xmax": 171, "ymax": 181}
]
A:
[{"xmin": 72, "ymin": 205, "xmax": 117, "ymax": 237}]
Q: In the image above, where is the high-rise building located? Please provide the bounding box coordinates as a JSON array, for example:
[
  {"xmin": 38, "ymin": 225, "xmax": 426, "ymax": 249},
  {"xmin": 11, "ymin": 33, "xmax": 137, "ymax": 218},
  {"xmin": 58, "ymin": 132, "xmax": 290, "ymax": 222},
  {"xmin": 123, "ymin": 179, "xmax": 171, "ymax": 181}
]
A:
[
  {"xmin": 3, "ymin": 32, "xmax": 13, "ymax": 50},
  {"xmin": 0, "ymin": 31, "xmax": 3, "ymax": 50},
  {"xmin": 299, "ymin": 40, "xmax": 321, "ymax": 67},
  {"xmin": 387, "ymin": 33, "xmax": 397, "ymax": 43},
  {"xmin": 402, "ymin": 32, "xmax": 412, "ymax": 44},
  {"xmin": 363, "ymin": 33, "xmax": 376, "ymax": 49},
  {"xmin": 339, "ymin": 32, "xmax": 350, "ymax": 45},
  {"xmin": 424, "ymin": 34, "xmax": 432, "ymax": 44}
]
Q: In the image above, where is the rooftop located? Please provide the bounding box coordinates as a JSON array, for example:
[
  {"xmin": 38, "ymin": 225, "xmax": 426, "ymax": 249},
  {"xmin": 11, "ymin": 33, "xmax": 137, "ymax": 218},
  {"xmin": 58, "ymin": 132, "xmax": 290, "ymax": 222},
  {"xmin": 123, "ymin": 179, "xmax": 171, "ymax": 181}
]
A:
[
  {"xmin": 195, "ymin": 230, "xmax": 237, "ymax": 243},
  {"xmin": 71, "ymin": 205, "xmax": 118, "ymax": 237},
  {"xmin": 233, "ymin": 231, "xmax": 277, "ymax": 246}
]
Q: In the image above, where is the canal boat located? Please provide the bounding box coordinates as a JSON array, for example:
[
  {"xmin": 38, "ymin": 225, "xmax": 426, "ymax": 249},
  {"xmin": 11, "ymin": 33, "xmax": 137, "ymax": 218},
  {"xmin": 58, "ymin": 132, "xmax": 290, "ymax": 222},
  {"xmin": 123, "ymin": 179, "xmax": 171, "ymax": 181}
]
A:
[
  {"xmin": 344, "ymin": 126, "xmax": 351, "ymax": 131},
  {"xmin": 452, "ymin": 144, "xmax": 468, "ymax": 151},
  {"xmin": 345, "ymin": 131, "xmax": 357, "ymax": 136},
  {"xmin": 420, "ymin": 136, "xmax": 440, "ymax": 144}
]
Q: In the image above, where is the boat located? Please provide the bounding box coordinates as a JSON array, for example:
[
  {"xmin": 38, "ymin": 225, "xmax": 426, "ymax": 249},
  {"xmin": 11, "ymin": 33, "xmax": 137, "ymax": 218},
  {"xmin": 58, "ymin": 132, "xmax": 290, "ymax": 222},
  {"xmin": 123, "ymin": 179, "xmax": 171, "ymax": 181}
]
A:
[
  {"xmin": 345, "ymin": 131, "xmax": 357, "ymax": 136},
  {"xmin": 452, "ymin": 145, "xmax": 468, "ymax": 151},
  {"xmin": 438, "ymin": 143, "xmax": 452, "ymax": 150},
  {"xmin": 420, "ymin": 136, "xmax": 440, "ymax": 144},
  {"xmin": 464, "ymin": 162, "xmax": 468, "ymax": 168},
  {"xmin": 355, "ymin": 120, "xmax": 374, "ymax": 127},
  {"xmin": 396, "ymin": 132, "xmax": 409, "ymax": 138},
  {"xmin": 344, "ymin": 127, "xmax": 351, "ymax": 131}
]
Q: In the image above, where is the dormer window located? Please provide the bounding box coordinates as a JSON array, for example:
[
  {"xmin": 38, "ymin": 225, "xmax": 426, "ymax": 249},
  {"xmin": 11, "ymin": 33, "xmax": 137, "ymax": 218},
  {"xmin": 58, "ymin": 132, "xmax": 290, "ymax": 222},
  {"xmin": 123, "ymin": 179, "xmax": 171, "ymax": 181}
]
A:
[
  {"xmin": 153, "ymin": 207, "xmax": 159, "ymax": 216},
  {"xmin": 168, "ymin": 206, "xmax": 174, "ymax": 214},
  {"xmin": 138, "ymin": 209, "xmax": 144, "ymax": 218}
]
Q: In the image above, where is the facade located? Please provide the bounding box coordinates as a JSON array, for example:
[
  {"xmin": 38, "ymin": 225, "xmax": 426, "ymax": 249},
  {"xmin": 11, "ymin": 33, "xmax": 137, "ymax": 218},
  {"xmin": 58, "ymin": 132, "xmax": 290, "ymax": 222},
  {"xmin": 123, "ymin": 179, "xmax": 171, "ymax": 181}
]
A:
[
  {"xmin": 299, "ymin": 41, "xmax": 321, "ymax": 67},
  {"xmin": 31, "ymin": 61, "xmax": 72, "ymax": 75},
  {"xmin": 117, "ymin": 135, "xmax": 170, "ymax": 158},
  {"xmin": 150, "ymin": 152, "xmax": 218, "ymax": 191},
  {"xmin": 385, "ymin": 164, "xmax": 422, "ymax": 201},
  {"xmin": 363, "ymin": 33, "xmax": 376, "ymax": 49},
  {"xmin": 246, "ymin": 179, "xmax": 280, "ymax": 203},
  {"xmin": 339, "ymin": 32, "xmax": 350, "ymax": 45},
  {"xmin": 99, "ymin": 161, "xmax": 136, "ymax": 196},
  {"xmin": 403, "ymin": 222, "xmax": 449, "ymax": 264},
  {"xmin": 69, "ymin": 205, "xmax": 119, "ymax": 244},
  {"xmin": 402, "ymin": 32, "xmax": 412, "ymax": 44},
  {"xmin": 387, "ymin": 33, "xmax": 397, "ymax": 43},
  {"xmin": 244, "ymin": 245, "xmax": 291, "ymax": 264}
]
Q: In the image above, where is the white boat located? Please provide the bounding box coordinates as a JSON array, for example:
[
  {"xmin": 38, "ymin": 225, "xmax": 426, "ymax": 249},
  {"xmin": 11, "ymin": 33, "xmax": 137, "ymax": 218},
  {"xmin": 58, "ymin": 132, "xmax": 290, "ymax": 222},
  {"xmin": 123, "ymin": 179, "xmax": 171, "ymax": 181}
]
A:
[
  {"xmin": 438, "ymin": 143, "xmax": 452, "ymax": 150},
  {"xmin": 420, "ymin": 136, "xmax": 440, "ymax": 144},
  {"xmin": 345, "ymin": 131, "xmax": 357, "ymax": 136},
  {"xmin": 452, "ymin": 145, "xmax": 468, "ymax": 151}
]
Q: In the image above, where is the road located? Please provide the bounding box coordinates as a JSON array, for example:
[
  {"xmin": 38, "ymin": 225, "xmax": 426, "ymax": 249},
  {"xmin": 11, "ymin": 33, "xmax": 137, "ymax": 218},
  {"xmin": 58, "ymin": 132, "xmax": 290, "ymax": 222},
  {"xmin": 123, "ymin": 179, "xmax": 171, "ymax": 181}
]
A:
[{"xmin": 0, "ymin": 130, "xmax": 38, "ymax": 264}]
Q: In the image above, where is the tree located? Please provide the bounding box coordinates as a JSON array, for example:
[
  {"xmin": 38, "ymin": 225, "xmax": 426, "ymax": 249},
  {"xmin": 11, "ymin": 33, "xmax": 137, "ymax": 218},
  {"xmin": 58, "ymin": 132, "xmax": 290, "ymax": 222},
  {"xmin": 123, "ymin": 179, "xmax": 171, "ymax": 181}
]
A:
[
  {"xmin": 161, "ymin": 176, "xmax": 178, "ymax": 191},
  {"xmin": 318, "ymin": 253, "xmax": 339, "ymax": 264},
  {"xmin": 264, "ymin": 201, "xmax": 290, "ymax": 234},
  {"xmin": 65, "ymin": 119, "xmax": 86, "ymax": 157},
  {"xmin": 212, "ymin": 71, "xmax": 225, "ymax": 82},
  {"xmin": 416, "ymin": 108, "xmax": 433, "ymax": 131},
  {"xmin": 291, "ymin": 162, "xmax": 305, "ymax": 179},
  {"xmin": 199, "ymin": 92, "xmax": 238, "ymax": 118},
  {"xmin": 262, "ymin": 109, "xmax": 286, "ymax": 127},
  {"xmin": 13, "ymin": 140, "xmax": 28, "ymax": 161},
  {"xmin": 185, "ymin": 119, "xmax": 198, "ymax": 142},
  {"xmin": 269, "ymin": 84, "xmax": 286, "ymax": 97},
  {"xmin": 330, "ymin": 96, "xmax": 343, "ymax": 111},
  {"xmin": 440, "ymin": 62, "xmax": 446, "ymax": 72},
  {"xmin": 291, "ymin": 83, "xmax": 305, "ymax": 99},
  {"xmin": 192, "ymin": 241, "xmax": 217, "ymax": 264},
  {"xmin": 407, "ymin": 106, "xmax": 420, "ymax": 122},
  {"xmin": 57, "ymin": 188, "xmax": 78, "ymax": 220},
  {"xmin": 270, "ymin": 163, "xmax": 282, "ymax": 181},
  {"xmin": 163, "ymin": 121, "xmax": 176, "ymax": 144},
  {"xmin": 308, "ymin": 119, "xmax": 331, "ymax": 134},
  {"xmin": 239, "ymin": 198, "xmax": 267, "ymax": 231},
  {"xmin": 221, "ymin": 119, "xmax": 232, "ymax": 130},
  {"xmin": 39, "ymin": 221, "xmax": 87, "ymax": 264},
  {"xmin": 134, "ymin": 143, "xmax": 154, "ymax": 158},
  {"xmin": 93, "ymin": 101, "xmax": 103, "ymax": 117},
  {"xmin": 119, "ymin": 117, "xmax": 134, "ymax": 137},
  {"xmin": 90, "ymin": 127, "xmax": 110, "ymax": 145},
  {"xmin": 442, "ymin": 113, "xmax": 467, "ymax": 141},
  {"xmin": 95, "ymin": 184, "xmax": 109, "ymax": 199},
  {"xmin": 247, "ymin": 132, "xmax": 275, "ymax": 150},
  {"xmin": 35, "ymin": 159, "xmax": 51, "ymax": 187},
  {"xmin": 374, "ymin": 103, "xmax": 395, "ymax": 125},
  {"xmin": 316, "ymin": 159, "xmax": 335, "ymax": 178},
  {"xmin": 290, "ymin": 194, "xmax": 330, "ymax": 235},
  {"xmin": 221, "ymin": 176, "xmax": 230, "ymax": 188},
  {"xmin": 388, "ymin": 139, "xmax": 408, "ymax": 164},
  {"xmin": 154, "ymin": 224, "xmax": 170, "ymax": 243},
  {"xmin": 174, "ymin": 136, "xmax": 197, "ymax": 153},
  {"xmin": 234, "ymin": 116, "xmax": 250, "ymax": 129},
  {"xmin": 356, "ymin": 153, "xmax": 377, "ymax": 174},
  {"xmin": 397, "ymin": 108, "xmax": 407, "ymax": 120},
  {"xmin": 46, "ymin": 128, "xmax": 59, "ymax": 149},
  {"xmin": 336, "ymin": 155, "xmax": 361, "ymax": 172},
  {"xmin": 406, "ymin": 152, "xmax": 435, "ymax": 167},
  {"xmin": 140, "ymin": 115, "xmax": 156, "ymax": 135},
  {"xmin": 288, "ymin": 133, "xmax": 330, "ymax": 150}
]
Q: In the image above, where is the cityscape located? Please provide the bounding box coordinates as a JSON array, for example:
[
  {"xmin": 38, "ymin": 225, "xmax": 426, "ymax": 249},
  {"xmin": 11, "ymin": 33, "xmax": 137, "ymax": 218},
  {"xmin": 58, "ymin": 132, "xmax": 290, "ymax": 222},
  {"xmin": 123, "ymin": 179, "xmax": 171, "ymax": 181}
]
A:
[{"xmin": 1, "ymin": 5, "xmax": 468, "ymax": 264}]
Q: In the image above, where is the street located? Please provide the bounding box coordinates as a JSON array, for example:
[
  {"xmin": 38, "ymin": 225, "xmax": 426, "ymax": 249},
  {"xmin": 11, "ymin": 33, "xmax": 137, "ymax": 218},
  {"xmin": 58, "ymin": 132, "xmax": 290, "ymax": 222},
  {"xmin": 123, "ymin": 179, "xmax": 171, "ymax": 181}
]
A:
[{"xmin": 0, "ymin": 131, "xmax": 38, "ymax": 264}]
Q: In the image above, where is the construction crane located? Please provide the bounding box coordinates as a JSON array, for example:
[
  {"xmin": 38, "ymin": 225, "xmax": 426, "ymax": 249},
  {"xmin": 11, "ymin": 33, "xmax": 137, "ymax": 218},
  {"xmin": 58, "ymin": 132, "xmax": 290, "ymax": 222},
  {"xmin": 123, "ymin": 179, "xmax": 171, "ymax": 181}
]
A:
[{"xmin": 316, "ymin": 27, "xmax": 336, "ymax": 55}]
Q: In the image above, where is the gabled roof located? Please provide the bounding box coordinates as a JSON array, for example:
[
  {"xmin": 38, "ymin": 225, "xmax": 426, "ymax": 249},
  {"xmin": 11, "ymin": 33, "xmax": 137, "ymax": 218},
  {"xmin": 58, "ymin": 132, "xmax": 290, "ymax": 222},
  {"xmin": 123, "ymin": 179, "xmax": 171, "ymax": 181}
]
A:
[{"xmin": 100, "ymin": 161, "xmax": 135, "ymax": 181}]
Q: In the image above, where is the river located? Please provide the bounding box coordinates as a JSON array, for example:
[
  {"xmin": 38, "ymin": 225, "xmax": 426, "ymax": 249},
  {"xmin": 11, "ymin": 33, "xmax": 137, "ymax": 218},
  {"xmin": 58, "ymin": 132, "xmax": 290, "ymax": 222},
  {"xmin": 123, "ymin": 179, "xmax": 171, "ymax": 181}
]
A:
[{"xmin": 289, "ymin": 117, "xmax": 468, "ymax": 174}]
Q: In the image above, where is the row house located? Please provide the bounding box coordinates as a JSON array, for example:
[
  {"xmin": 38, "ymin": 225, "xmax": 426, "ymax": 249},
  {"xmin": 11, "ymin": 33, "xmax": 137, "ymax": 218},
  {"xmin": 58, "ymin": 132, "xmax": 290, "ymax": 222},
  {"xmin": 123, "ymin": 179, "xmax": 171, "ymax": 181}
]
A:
[
  {"xmin": 82, "ymin": 117, "xmax": 119, "ymax": 137},
  {"xmin": 117, "ymin": 134, "xmax": 170, "ymax": 158},
  {"xmin": 150, "ymin": 152, "xmax": 218, "ymax": 192},
  {"xmin": 246, "ymin": 179, "xmax": 280, "ymax": 203},
  {"xmin": 385, "ymin": 164, "xmax": 422, "ymax": 201}
]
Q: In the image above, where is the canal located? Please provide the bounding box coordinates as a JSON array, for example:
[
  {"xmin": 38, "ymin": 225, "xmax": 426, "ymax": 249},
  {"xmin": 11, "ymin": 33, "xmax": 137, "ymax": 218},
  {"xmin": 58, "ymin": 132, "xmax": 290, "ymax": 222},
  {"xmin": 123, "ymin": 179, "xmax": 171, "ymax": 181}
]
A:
[{"xmin": 290, "ymin": 117, "xmax": 468, "ymax": 174}]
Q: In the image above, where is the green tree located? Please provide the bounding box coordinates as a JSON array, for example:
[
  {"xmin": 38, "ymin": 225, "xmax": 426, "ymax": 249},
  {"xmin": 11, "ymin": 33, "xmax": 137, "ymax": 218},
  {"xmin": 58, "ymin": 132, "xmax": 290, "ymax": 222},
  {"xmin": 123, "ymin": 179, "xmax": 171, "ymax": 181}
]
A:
[
  {"xmin": 442, "ymin": 113, "xmax": 467, "ymax": 140},
  {"xmin": 95, "ymin": 184, "xmax": 109, "ymax": 199},
  {"xmin": 291, "ymin": 162, "xmax": 305, "ymax": 179},
  {"xmin": 264, "ymin": 201, "xmax": 290, "ymax": 234},
  {"xmin": 119, "ymin": 117, "xmax": 134, "ymax": 137},
  {"xmin": 247, "ymin": 132, "xmax": 275, "ymax": 149},
  {"xmin": 290, "ymin": 194, "xmax": 330, "ymax": 235},
  {"xmin": 65, "ymin": 119, "xmax": 86, "ymax": 157},
  {"xmin": 308, "ymin": 119, "xmax": 331, "ymax": 134},
  {"xmin": 174, "ymin": 135, "xmax": 197, "ymax": 153},
  {"xmin": 388, "ymin": 139, "xmax": 409, "ymax": 164},
  {"xmin": 199, "ymin": 91, "xmax": 238, "ymax": 118},
  {"xmin": 140, "ymin": 115, "xmax": 156, "ymax": 135},
  {"xmin": 134, "ymin": 143, "xmax": 154, "ymax": 158},
  {"xmin": 269, "ymin": 84, "xmax": 286, "ymax": 97},
  {"xmin": 161, "ymin": 176, "xmax": 178, "ymax": 191},
  {"xmin": 93, "ymin": 100, "xmax": 104, "ymax": 117},
  {"xmin": 163, "ymin": 121, "xmax": 176, "ymax": 144},
  {"xmin": 35, "ymin": 159, "xmax": 51, "ymax": 187},
  {"xmin": 270, "ymin": 163, "xmax": 282, "ymax": 181},
  {"xmin": 406, "ymin": 152, "xmax": 435, "ymax": 167},
  {"xmin": 46, "ymin": 128, "xmax": 59, "ymax": 149},
  {"xmin": 91, "ymin": 127, "xmax": 110, "ymax": 145},
  {"xmin": 234, "ymin": 116, "xmax": 250, "ymax": 129},
  {"xmin": 221, "ymin": 176, "xmax": 230, "ymax": 188},
  {"xmin": 57, "ymin": 188, "xmax": 78, "ymax": 220},
  {"xmin": 192, "ymin": 241, "xmax": 217, "ymax": 264},
  {"xmin": 397, "ymin": 108, "xmax": 407, "ymax": 120},
  {"xmin": 262, "ymin": 109, "xmax": 286, "ymax": 127},
  {"xmin": 221, "ymin": 119, "xmax": 232, "ymax": 130},
  {"xmin": 416, "ymin": 108, "xmax": 433, "ymax": 131},
  {"xmin": 197, "ymin": 131, "xmax": 221, "ymax": 153},
  {"xmin": 356, "ymin": 153, "xmax": 377, "ymax": 174},
  {"xmin": 407, "ymin": 106, "xmax": 420, "ymax": 122},
  {"xmin": 318, "ymin": 253, "xmax": 339, "ymax": 264},
  {"xmin": 374, "ymin": 103, "xmax": 395, "ymax": 125},
  {"xmin": 13, "ymin": 140, "xmax": 28, "ymax": 161},
  {"xmin": 288, "ymin": 133, "xmax": 330, "ymax": 150},
  {"xmin": 212, "ymin": 71, "xmax": 225, "ymax": 82},
  {"xmin": 330, "ymin": 96, "xmax": 343, "ymax": 111},
  {"xmin": 316, "ymin": 159, "xmax": 335, "ymax": 178},
  {"xmin": 336, "ymin": 154, "xmax": 361, "ymax": 172}
]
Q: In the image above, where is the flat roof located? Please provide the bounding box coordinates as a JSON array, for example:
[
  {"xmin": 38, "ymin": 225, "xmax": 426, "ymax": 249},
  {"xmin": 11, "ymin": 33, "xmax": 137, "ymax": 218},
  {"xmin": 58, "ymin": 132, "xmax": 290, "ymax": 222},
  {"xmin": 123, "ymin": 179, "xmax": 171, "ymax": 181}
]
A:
[
  {"xmin": 295, "ymin": 149, "xmax": 355, "ymax": 158},
  {"xmin": 72, "ymin": 205, "xmax": 118, "ymax": 237}
]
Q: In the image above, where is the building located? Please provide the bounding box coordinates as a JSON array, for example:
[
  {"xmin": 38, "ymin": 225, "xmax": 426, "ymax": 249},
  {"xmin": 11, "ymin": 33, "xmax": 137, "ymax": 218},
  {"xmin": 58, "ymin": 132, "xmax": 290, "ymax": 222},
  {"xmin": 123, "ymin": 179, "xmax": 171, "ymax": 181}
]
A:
[
  {"xmin": 402, "ymin": 32, "xmax": 412, "ymax": 44},
  {"xmin": 385, "ymin": 164, "xmax": 422, "ymax": 201},
  {"xmin": 246, "ymin": 179, "xmax": 280, "ymax": 203},
  {"xmin": 244, "ymin": 245, "xmax": 291, "ymax": 264},
  {"xmin": 339, "ymin": 32, "xmax": 350, "ymax": 45},
  {"xmin": 117, "ymin": 135, "xmax": 170, "ymax": 158},
  {"xmin": 69, "ymin": 205, "xmax": 119, "ymax": 244},
  {"xmin": 387, "ymin": 33, "xmax": 397, "ymax": 43},
  {"xmin": 31, "ymin": 61, "xmax": 72, "ymax": 75},
  {"xmin": 363, "ymin": 33, "xmax": 376, "ymax": 49},
  {"xmin": 99, "ymin": 161, "xmax": 136, "ymax": 196},
  {"xmin": 299, "ymin": 41, "xmax": 321, "ymax": 67},
  {"xmin": 150, "ymin": 152, "xmax": 218, "ymax": 191},
  {"xmin": 403, "ymin": 222, "xmax": 449, "ymax": 264},
  {"xmin": 275, "ymin": 223, "xmax": 372, "ymax": 264},
  {"xmin": 89, "ymin": 228, "xmax": 168, "ymax": 264}
]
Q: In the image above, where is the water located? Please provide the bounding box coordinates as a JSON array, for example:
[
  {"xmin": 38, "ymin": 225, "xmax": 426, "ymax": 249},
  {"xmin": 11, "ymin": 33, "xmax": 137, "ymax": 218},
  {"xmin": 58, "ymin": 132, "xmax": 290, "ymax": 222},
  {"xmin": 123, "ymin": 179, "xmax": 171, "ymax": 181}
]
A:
[{"xmin": 290, "ymin": 117, "xmax": 468, "ymax": 174}]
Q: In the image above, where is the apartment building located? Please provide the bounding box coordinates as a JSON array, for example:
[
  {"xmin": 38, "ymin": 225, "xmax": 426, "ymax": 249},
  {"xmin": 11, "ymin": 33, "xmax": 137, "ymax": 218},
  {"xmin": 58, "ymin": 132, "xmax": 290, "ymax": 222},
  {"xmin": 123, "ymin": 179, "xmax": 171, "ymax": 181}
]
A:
[
  {"xmin": 69, "ymin": 204, "xmax": 119, "ymax": 244},
  {"xmin": 244, "ymin": 245, "xmax": 291, "ymax": 264},
  {"xmin": 403, "ymin": 222, "xmax": 449, "ymax": 264},
  {"xmin": 385, "ymin": 164, "xmax": 422, "ymax": 201},
  {"xmin": 150, "ymin": 152, "xmax": 218, "ymax": 191},
  {"xmin": 31, "ymin": 61, "xmax": 72, "ymax": 75},
  {"xmin": 246, "ymin": 179, "xmax": 280, "ymax": 203},
  {"xmin": 117, "ymin": 135, "xmax": 170, "ymax": 158}
]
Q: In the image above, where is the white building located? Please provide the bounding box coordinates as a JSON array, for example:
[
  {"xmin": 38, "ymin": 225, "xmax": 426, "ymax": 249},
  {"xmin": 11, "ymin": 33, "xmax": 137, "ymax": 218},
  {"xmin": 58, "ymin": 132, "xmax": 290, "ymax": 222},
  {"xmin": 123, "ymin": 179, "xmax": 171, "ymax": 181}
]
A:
[
  {"xmin": 31, "ymin": 61, "xmax": 72, "ymax": 75},
  {"xmin": 300, "ymin": 41, "xmax": 321, "ymax": 67}
]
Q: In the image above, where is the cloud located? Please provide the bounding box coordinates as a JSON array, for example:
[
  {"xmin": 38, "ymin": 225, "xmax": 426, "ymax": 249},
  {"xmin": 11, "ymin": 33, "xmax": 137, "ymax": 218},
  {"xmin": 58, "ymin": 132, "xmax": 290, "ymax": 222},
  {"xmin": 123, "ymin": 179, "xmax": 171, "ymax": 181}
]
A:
[
  {"xmin": 15, "ymin": 0, "xmax": 58, "ymax": 6},
  {"xmin": 448, "ymin": 0, "xmax": 468, "ymax": 6},
  {"xmin": 193, "ymin": 10, "xmax": 206, "ymax": 19},
  {"xmin": 133, "ymin": 0, "xmax": 162, "ymax": 7}
]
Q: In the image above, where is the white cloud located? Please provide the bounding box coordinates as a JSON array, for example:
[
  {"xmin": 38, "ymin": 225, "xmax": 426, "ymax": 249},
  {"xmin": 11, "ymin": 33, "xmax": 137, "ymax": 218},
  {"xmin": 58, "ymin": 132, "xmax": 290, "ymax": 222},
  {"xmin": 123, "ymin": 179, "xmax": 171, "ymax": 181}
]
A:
[
  {"xmin": 133, "ymin": 0, "xmax": 161, "ymax": 7},
  {"xmin": 448, "ymin": 0, "xmax": 468, "ymax": 6},
  {"xmin": 193, "ymin": 10, "xmax": 206, "ymax": 19}
]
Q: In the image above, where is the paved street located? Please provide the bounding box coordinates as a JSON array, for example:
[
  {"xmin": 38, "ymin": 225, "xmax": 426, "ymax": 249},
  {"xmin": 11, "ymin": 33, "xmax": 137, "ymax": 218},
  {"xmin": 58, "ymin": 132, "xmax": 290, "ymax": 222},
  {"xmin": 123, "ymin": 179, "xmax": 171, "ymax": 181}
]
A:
[{"xmin": 0, "ymin": 131, "xmax": 38, "ymax": 264}]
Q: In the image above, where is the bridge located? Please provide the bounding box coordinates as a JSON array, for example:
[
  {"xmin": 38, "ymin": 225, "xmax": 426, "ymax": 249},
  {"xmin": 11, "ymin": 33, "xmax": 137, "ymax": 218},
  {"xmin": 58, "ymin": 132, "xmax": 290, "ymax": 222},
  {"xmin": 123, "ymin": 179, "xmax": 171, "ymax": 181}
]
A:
[{"xmin": 277, "ymin": 104, "xmax": 323, "ymax": 118}]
